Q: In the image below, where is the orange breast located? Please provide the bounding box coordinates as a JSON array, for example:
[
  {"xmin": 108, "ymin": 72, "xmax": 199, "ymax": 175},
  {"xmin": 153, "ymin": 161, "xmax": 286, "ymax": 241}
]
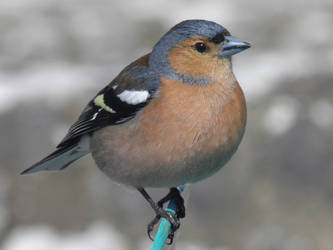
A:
[
  {"xmin": 91, "ymin": 75, "xmax": 246, "ymax": 187},
  {"xmin": 136, "ymin": 77, "xmax": 246, "ymax": 164}
]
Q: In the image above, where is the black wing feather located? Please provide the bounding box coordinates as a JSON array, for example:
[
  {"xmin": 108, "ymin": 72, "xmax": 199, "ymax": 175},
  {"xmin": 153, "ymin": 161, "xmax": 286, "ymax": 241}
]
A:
[{"xmin": 57, "ymin": 64, "xmax": 159, "ymax": 147}]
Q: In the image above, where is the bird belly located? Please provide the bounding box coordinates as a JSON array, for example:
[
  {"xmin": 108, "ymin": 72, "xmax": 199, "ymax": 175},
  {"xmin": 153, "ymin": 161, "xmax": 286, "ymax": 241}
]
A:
[{"xmin": 90, "ymin": 80, "xmax": 246, "ymax": 188}]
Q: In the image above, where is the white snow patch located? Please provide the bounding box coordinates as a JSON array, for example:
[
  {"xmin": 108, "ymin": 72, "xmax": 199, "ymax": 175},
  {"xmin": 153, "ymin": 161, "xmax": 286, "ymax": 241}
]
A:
[
  {"xmin": 262, "ymin": 95, "xmax": 300, "ymax": 136},
  {"xmin": 117, "ymin": 90, "xmax": 149, "ymax": 105},
  {"xmin": 236, "ymin": 48, "xmax": 333, "ymax": 101},
  {"xmin": 0, "ymin": 65, "xmax": 99, "ymax": 114},
  {"xmin": 2, "ymin": 222, "xmax": 129, "ymax": 250}
]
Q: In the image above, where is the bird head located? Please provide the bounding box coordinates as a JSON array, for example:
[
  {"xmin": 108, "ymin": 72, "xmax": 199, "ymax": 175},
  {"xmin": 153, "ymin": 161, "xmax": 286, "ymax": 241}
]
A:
[{"xmin": 149, "ymin": 20, "xmax": 250, "ymax": 85}]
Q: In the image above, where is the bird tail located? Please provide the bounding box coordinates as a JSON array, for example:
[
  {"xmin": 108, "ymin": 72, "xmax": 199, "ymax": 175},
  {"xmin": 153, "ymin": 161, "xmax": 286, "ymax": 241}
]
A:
[{"xmin": 21, "ymin": 136, "xmax": 90, "ymax": 175}]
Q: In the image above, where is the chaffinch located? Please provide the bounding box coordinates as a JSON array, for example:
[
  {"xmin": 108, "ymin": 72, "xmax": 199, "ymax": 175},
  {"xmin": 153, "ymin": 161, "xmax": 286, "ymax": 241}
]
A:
[{"xmin": 22, "ymin": 19, "xmax": 250, "ymax": 242}]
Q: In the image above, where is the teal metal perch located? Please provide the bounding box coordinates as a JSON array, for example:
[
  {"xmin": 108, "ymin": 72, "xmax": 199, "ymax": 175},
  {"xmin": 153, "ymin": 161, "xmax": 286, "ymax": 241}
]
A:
[{"xmin": 151, "ymin": 185, "xmax": 186, "ymax": 250}]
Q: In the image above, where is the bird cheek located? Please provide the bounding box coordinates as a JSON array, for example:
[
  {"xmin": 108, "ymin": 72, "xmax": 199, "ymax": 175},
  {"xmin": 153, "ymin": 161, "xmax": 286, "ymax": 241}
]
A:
[{"xmin": 168, "ymin": 48, "xmax": 210, "ymax": 79}]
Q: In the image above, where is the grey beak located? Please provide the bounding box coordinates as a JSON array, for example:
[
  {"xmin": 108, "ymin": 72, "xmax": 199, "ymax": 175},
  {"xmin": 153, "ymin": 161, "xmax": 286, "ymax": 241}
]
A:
[{"xmin": 219, "ymin": 36, "xmax": 251, "ymax": 57}]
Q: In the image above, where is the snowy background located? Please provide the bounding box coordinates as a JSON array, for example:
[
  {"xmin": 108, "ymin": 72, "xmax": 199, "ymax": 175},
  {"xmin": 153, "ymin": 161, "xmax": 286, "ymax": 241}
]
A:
[{"xmin": 1, "ymin": 0, "xmax": 333, "ymax": 249}]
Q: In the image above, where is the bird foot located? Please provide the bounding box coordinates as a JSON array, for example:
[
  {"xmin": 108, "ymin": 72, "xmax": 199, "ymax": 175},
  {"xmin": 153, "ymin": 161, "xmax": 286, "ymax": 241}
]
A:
[
  {"xmin": 147, "ymin": 208, "xmax": 180, "ymax": 244},
  {"xmin": 146, "ymin": 187, "xmax": 185, "ymax": 244},
  {"xmin": 137, "ymin": 187, "xmax": 185, "ymax": 244}
]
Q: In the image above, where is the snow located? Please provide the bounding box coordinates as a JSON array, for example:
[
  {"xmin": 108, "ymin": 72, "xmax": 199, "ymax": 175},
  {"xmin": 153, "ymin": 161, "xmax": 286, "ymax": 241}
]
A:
[
  {"xmin": 0, "ymin": 47, "xmax": 331, "ymax": 115},
  {"xmin": 2, "ymin": 223, "xmax": 230, "ymax": 250},
  {"xmin": 0, "ymin": 0, "xmax": 332, "ymax": 113},
  {"xmin": 0, "ymin": 0, "xmax": 332, "ymax": 249},
  {"xmin": 2, "ymin": 222, "xmax": 129, "ymax": 250},
  {"xmin": 0, "ymin": 65, "xmax": 99, "ymax": 114},
  {"xmin": 262, "ymin": 95, "xmax": 300, "ymax": 136},
  {"xmin": 236, "ymin": 48, "xmax": 333, "ymax": 101}
]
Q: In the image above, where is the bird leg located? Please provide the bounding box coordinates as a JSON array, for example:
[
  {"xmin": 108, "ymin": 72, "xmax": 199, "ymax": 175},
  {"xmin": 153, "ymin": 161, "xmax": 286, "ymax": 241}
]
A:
[
  {"xmin": 157, "ymin": 187, "xmax": 185, "ymax": 218},
  {"xmin": 137, "ymin": 187, "xmax": 185, "ymax": 243}
]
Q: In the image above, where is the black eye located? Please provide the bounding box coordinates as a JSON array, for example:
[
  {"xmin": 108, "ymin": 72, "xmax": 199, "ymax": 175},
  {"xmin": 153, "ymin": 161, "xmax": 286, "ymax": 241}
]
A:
[{"xmin": 194, "ymin": 42, "xmax": 208, "ymax": 53}]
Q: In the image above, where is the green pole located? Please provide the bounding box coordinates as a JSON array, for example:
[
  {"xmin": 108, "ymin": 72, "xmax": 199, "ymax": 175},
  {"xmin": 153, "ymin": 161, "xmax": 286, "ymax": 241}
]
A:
[{"xmin": 151, "ymin": 185, "xmax": 185, "ymax": 250}]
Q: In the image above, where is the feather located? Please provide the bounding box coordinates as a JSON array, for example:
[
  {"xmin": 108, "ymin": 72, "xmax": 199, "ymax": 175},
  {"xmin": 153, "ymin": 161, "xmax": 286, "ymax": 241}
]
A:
[
  {"xmin": 21, "ymin": 136, "xmax": 90, "ymax": 174},
  {"xmin": 21, "ymin": 53, "xmax": 160, "ymax": 174}
]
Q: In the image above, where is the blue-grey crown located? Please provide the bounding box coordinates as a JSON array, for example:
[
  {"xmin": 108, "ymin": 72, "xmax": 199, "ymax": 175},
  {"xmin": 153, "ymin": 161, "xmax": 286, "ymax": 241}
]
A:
[{"xmin": 149, "ymin": 20, "xmax": 230, "ymax": 85}]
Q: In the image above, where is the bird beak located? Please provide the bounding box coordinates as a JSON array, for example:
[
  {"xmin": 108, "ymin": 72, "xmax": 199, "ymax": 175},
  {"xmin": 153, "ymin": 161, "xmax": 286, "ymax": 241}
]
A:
[{"xmin": 218, "ymin": 36, "xmax": 251, "ymax": 58}]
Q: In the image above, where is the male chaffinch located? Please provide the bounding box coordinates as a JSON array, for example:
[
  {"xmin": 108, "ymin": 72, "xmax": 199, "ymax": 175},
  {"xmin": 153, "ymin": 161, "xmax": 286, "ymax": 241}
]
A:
[{"xmin": 22, "ymin": 19, "xmax": 250, "ymax": 242}]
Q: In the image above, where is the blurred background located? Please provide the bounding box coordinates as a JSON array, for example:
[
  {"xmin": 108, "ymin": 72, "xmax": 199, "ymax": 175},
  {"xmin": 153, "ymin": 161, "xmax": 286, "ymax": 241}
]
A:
[{"xmin": 1, "ymin": 0, "xmax": 333, "ymax": 249}]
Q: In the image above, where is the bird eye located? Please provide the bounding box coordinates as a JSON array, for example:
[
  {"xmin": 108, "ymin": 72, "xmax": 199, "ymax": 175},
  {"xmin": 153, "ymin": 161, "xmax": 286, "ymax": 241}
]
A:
[{"xmin": 194, "ymin": 42, "xmax": 208, "ymax": 53}]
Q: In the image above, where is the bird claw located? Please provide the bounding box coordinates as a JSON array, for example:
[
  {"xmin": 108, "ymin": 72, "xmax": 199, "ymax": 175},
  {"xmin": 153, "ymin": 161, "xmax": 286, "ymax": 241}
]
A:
[
  {"xmin": 147, "ymin": 209, "xmax": 180, "ymax": 243},
  {"xmin": 166, "ymin": 230, "xmax": 175, "ymax": 245},
  {"xmin": 138, "ymin": 187, "xmax": 185, "ymax": 244},
  {"xmin": 147, "ymin": 215, "xmax": 161, "ymax": 241}
]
